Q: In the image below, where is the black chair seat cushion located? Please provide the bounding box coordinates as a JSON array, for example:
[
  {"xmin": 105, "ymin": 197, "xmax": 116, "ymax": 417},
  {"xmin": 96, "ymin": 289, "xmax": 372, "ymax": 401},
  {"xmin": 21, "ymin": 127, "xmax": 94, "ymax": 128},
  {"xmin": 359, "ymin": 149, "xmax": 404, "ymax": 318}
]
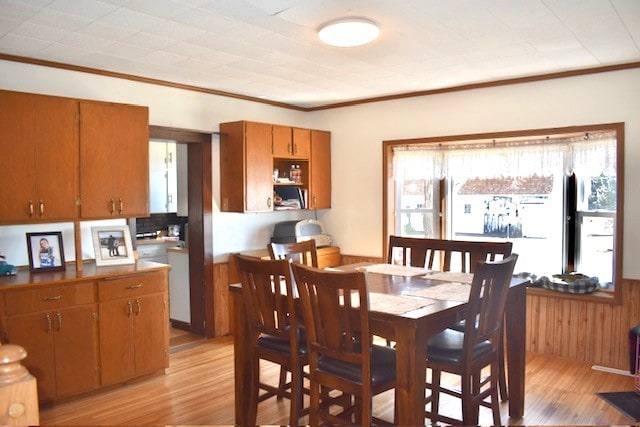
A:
[
  {"xmin": 317, "ymin": 344, "xmax": 396, "ymax": 384},
  {"xmin": 427, "ymin": 328, "xmax": 492, "ymax": 365},
  {"xmin": 258, "ymin": 330, "xmax": 307, "ymax": 356}
]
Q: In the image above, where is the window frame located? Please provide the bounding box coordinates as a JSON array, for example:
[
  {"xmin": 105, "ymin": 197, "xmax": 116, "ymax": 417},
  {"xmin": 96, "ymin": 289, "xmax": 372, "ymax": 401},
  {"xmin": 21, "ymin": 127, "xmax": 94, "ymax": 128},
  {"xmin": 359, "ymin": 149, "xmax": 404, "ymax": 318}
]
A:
[{"xmin": 383, "ymin": 123, "xmax": 624, "ymax": 304}]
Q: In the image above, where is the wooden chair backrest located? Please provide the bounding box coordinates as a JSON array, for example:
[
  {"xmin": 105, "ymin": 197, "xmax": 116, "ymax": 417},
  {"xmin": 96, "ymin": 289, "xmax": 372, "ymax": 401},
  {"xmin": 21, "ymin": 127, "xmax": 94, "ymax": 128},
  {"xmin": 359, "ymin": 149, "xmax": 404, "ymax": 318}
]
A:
[
  {"xmin": 290, "ymin": 263, "xmax": 371, "ymax": 387},
  {"xmin": 387, "ymin": 236, "xmax": 513, "ymax": 273},
  {"xmin": 234, "ymin": 254, "xmax": 297, "ymax": 342},
  {"xmin": 268, "ymin": 240, "xmax": 319, "ymax": 268},
  {"xmin": 463, "ymin": 254, "xmax": 518, "ymax": 364}
]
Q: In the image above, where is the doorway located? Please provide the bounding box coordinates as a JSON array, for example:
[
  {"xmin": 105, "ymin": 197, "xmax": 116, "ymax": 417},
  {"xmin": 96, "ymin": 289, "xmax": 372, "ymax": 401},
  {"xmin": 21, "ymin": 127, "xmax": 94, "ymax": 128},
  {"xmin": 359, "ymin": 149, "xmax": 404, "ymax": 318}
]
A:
[{"xmin": 147, "ymin": 125, "xmax": 214, "ymax": 338}]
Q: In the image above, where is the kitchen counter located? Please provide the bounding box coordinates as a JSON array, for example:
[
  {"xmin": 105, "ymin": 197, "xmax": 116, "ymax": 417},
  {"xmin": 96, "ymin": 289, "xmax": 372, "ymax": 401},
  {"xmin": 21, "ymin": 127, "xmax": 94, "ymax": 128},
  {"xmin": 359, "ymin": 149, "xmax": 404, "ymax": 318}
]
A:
[
  {"xmin": 136, "ymin": 237, "xmax": 179, "ymax": 245},
  {"xmin": 167, "ymin": 246, "xmax": 188, "ymax": 254},
  {"xmin": 136, "ymin": 239, "xmax": 179, "ymax": 264}
]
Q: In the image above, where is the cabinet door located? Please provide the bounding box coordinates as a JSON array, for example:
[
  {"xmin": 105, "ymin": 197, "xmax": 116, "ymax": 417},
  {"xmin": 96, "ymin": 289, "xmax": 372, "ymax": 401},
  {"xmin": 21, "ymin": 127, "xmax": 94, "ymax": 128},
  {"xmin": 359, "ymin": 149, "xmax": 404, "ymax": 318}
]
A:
[
  {"xmin": 273, "ymin": 126, "xmax": 310, "ymax": 159},
  {"xmin": 245, "ymin": 122, "xmax": 275, "ymax": 212},
  {"xmin": 0, "ymin": 91, "xmax": 79, "ymax": 223},
  {"xmin": 149, "ymin": 141, "xmax": 168, "ymax": 213},
  {"xmin": 98, "ymin": 299, "xmax": 136, "ymax": 386},
  {"xmin": 7, "ymin": 312, "xmax": 56, "ymax": 402},
  {"xmin": 166, "ymin": 142, "xmax": 178, "ymax": 212},
  {"xmin": 132, "ymin": 293, "xmax": 168, "ymax": 375},
  {"xmin": 54, "ymin": 305, "xmax": 99, "ymax": 398},
  {"xmin": 272, "ymin": 124, "xmax": 292, "ymax": 158},
  {"xmin": 292, "ymin": 127, "xmax": 311, "ymax": 159},
  {"xmin": 33, "ymin": 95, "xmax": 80, "ymax": 221},
  {"xmin": 309, "ymin": 130, "xmax": 331, "ymax": 209},
  {"xmin": 80, "ymin": 101, "xmax": 149, "ymax": 219},
  {"xmin": 0, "ymin": 91, "xmax": 36, "ymax": 222}
]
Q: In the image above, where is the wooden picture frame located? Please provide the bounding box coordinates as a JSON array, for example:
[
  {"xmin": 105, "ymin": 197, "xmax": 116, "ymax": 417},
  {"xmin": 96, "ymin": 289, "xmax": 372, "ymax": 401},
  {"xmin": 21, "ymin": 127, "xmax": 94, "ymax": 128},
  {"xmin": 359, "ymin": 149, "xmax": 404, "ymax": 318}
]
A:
[
  {"xmin": 92, "ymin": 225, "xmax": 135, "ymax": 266},
  {"xmin": 26, "ymin": 231, "xmax": 66, "ymax": 273}
]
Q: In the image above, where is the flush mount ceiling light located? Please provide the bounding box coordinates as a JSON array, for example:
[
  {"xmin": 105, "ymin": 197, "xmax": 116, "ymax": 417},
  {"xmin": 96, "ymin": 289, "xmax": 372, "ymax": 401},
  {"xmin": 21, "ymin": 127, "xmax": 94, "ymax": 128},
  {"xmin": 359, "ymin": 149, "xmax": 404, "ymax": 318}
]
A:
[{"xmin": 318, "ymin": 18, "xmax": 380, "ymax": 47}]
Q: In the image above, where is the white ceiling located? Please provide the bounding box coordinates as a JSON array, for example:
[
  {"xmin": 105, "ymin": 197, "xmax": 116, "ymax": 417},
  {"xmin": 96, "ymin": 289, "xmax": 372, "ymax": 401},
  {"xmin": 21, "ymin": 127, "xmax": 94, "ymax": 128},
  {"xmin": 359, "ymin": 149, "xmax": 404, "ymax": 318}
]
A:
[{"xmin": 1, "ymin": 0, "xmax": 639, "ymax": 108}]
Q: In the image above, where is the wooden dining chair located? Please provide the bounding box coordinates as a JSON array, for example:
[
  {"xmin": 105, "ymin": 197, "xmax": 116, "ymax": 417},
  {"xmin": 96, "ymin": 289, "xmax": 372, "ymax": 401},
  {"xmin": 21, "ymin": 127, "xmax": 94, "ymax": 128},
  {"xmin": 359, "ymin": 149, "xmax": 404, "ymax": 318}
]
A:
[
  {"xmin": 267, "ymin": 239, "xmax": 318, "ymax": 398},
  {"xmin": 234, "ymin": 254, "xmax": 307, "ymax": 426},
  {"xmin": 387, "ymin": 236, "xmax": 512, "ymax": 399},
  {"xmin": 387, "ymin": 235, "xmax": 512, "ymax": 273},
  {"xmin": 269, "ymin": 239, "xmax": 319, "ymax": 267},
  {"xmin": 290, "ymin": 262, "xmax": 397, "ymax": 426},
  {"xmin": 387, "ymin": 235, "xmax": 430, "ymax": 267},
  {"xmin": 424, "ymin": 254, "xmax": 518, "ymax": 426}
]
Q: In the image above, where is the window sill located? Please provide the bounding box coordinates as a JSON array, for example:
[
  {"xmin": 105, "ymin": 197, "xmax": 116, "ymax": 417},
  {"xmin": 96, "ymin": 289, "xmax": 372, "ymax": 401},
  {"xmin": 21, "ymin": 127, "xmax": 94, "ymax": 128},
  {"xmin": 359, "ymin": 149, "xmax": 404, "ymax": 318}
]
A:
[{"xmin": 526, "ymin": 286, "xmax": 620, "ymax": 305}]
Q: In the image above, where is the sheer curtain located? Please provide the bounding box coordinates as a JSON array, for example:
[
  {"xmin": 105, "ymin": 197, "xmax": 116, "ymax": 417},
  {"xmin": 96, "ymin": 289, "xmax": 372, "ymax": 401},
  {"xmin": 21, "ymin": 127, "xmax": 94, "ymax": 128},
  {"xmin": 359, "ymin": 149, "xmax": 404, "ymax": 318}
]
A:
[{"xmin": 393, "ymin": 131, "xmax": 617, "ymax": 181}]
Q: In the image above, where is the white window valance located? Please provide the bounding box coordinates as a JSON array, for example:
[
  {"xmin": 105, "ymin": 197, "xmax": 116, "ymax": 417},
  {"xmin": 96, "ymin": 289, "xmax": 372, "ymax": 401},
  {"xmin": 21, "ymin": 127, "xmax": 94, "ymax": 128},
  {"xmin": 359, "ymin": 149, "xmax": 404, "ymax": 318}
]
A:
[{"xmin": 393, "ymin": 131, "xmax": 617, "ymax": 181}]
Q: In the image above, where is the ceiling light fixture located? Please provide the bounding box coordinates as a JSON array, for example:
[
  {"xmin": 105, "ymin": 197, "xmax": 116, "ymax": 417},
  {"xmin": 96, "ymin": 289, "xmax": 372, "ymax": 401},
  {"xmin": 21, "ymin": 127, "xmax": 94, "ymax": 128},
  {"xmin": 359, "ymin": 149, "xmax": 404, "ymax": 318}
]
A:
[{"xmin": 318, "ymin": 18, "xmax": 380, "ymax": 47}]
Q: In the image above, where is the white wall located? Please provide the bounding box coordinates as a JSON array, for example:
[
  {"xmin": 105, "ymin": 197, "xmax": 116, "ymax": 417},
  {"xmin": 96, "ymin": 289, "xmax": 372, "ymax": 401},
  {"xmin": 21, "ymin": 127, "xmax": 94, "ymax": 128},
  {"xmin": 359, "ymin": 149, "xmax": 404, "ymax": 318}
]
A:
[
  {"xmin": 1, "ymin": 60, "xmax": 638, "ymax": 278},
  {"xmin": 310, "ymin": 69, "xmax": 640, "ymax": 279}
]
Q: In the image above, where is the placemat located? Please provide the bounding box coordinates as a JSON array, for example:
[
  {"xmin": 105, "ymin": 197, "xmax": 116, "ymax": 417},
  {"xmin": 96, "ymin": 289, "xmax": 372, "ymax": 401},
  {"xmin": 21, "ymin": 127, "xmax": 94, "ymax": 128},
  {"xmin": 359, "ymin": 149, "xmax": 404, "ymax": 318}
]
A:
[
  {"xmin": 369, "ymin": 292, "xmax": 436, "ymax": 315},
  {"xmin": 424, "ymin": 271, "xmax": 474, "ymax": 284},
  {"xmin": 357, "ymin": 263, "xmax": 431, "ymax": 276},
  {"xmin": 408, "ymin": 282, "xmax": 471, "ymax": 302},
  {"xmin": 346, "ymin": 292, "xmax": 436, "ymax": 315}
]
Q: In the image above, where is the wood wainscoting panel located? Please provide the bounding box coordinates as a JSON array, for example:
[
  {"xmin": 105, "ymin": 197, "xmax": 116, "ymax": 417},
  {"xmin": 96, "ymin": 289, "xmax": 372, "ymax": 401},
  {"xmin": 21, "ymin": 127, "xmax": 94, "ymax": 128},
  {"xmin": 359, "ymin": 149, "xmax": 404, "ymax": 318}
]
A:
[
  {"xmin": 526, "ymin": 278, "xmax": 640, "ymax": 370},
  {"xmin": 213, "ymin": 261, "xmax": 230, "ymax": 337},
  {"xmin": 340, "ymin": 254, "xmax": 384, "ymax": 265}
]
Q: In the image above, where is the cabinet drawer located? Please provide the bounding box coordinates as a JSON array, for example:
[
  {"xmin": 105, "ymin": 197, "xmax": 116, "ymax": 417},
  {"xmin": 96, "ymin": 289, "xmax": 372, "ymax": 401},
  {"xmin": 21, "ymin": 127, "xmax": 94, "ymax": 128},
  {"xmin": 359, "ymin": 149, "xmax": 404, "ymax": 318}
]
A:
[
  {"xmin": 317, "ymin": 246, "xmax": 341, "ymax": 269},
  {"xmin": 4, "ymin": 282, "xmax": 95, "ymax": 315},
  {"xmin": 98, "ymin": 271, "xmax": 166, "ymax": 301}
]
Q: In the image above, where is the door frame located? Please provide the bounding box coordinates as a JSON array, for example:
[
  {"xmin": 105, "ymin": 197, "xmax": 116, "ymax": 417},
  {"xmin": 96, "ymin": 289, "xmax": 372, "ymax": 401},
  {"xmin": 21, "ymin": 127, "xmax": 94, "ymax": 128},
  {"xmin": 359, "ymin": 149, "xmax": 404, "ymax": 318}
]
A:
[{"xmin": 148, "ymin": 125, "xmax": 214, "ymax": 337}]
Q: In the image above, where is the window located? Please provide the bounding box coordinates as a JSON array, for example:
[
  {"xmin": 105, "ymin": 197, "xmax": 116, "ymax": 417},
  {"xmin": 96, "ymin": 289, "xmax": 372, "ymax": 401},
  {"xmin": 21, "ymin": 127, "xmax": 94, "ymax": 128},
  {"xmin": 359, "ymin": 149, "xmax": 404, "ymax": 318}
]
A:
[{"xmin": 385, "ymin": 124, "xmax": 623, "ymax": 293}]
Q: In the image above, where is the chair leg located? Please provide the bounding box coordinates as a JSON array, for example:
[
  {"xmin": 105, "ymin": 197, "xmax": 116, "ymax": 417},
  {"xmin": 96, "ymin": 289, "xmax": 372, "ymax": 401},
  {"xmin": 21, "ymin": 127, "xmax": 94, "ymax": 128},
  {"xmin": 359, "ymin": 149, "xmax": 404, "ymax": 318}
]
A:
[
  {"xmin": 289, "ymin": 367, "xmax": 303, "ymax": 427},
  {"xmin": 309, "ymin": 381, "xmax": 320, "ymax": 427},
  {"xmin": 277, "ymin": 367, "xmax": 287, "ymax": 401},
  {"xmin": 429, "ymin": 369, "xmax": 442, "ymax": 424},
  {"xmin": 498, "ymin": 331, "xmax": 508, "ymax": 402},
  {"xmin": 461, "ymin": 371, "xmax": 478, "ymax": 425},
  {"xmin": 490, "ymin": 361, "xmax": 503, "ymax": 426},
  {"xmin": 248, "ymin": 357, "xmax": 260, "ymax": 426}
]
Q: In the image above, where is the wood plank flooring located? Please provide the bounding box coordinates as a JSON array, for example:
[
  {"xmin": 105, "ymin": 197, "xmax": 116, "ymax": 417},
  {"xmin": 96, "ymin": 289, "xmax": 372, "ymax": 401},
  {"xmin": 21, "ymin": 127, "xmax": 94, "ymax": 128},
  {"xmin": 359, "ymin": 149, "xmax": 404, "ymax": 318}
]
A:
[{"xmin": 39, "ymin": 335, "xmax": 637, "ymax": 425}]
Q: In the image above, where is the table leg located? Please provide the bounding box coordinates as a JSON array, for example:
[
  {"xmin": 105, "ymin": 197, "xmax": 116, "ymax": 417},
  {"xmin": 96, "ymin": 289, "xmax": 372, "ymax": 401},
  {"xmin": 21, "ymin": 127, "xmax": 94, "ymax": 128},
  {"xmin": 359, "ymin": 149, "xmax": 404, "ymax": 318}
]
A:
[
  {"xmin": 505, "ymin": 285, "xmax": 526, "ymax": 419},
  {"xmin": 394, "ymin": 322, "xmax": 427, "ymax": 426},
  {"xmin": 231, "ymin": 290, "xmax": 252, "ymax": 425}
]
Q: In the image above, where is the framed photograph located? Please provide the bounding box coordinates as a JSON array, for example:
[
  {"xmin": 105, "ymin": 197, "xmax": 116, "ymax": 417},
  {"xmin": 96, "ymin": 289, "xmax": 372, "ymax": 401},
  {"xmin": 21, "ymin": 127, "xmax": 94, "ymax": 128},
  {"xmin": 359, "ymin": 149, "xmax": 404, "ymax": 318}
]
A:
[
  {"xmin": 92, "ymin": 226, "xmax": 135, "ymax": 266},
  {"xmin": 26, "ymin": 232, "xmax": 66, "ymax": 273}
]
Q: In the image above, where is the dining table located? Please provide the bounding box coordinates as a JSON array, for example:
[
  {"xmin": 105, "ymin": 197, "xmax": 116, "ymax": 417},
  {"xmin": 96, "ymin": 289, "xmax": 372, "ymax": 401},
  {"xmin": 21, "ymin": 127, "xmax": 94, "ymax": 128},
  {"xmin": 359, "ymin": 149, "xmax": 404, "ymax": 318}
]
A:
[{"xmin": 229, "ymin": 262, "xmax": 528, "ymax": 426}]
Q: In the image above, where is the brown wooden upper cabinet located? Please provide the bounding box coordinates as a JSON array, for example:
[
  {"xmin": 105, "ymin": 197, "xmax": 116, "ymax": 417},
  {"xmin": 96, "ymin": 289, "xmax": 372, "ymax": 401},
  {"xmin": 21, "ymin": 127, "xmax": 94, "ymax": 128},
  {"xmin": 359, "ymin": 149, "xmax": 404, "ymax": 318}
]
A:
[
  {"xmin": 79, "ymin": 101, "xmax": 149, "ymax": 219},
  {"xmin": 220, "ymin": 121, "xmax": 274, "ymax": 212},
  {"xmin": 220, "ymin": 120, "xmax": 331, "ymax": 213},
  {"xmin": 0, "ymin": 90, "xmax": 80, "ymax": 223},
  {"xmin": 309, "ymin": 129, "xmax": 331, "ymax": 209},
  {"xmin": 0, "ymin": 90, "xmax": 149, "ymax": 224},
  {"xmin": 272, "ymin": 125, "xmax": 310, "ymax": 159}
]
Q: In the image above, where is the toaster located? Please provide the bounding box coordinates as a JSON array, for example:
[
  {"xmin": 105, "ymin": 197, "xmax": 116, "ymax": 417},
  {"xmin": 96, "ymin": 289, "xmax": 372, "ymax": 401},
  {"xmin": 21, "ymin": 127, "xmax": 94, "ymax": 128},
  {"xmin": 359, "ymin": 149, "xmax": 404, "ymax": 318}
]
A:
[{"xmin": 271, "ymin": 219, "xmax": 332, "ymax": 247}]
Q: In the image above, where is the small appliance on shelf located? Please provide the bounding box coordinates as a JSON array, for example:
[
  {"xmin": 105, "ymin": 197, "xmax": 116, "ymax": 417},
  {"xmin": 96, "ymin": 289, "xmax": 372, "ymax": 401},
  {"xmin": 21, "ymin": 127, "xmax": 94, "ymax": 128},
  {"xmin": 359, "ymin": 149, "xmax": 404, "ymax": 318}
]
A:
[{"xmin": 271, "ymin": 219, "xmax": 332, "ymax": 247}]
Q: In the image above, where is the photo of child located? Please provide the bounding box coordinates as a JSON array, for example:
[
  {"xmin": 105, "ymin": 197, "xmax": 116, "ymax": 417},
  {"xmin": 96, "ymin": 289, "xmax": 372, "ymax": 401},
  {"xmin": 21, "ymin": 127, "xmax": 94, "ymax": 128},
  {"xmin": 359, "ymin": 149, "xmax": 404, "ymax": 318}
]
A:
[
  {"xmin": 39, "ymin": 237, "xmax": 56, "ymax": 267},
  {"xmin": 26, "ymin": 232, "xmax": 65, "ymax": 272}
]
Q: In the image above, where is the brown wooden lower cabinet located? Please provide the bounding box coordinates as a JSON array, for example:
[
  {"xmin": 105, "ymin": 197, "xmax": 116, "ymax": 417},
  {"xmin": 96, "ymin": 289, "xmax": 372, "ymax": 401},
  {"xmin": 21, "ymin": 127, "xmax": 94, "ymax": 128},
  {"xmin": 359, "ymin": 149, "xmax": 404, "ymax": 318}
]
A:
[
  {"xmin": 0, "ymin": 262, "xmax": 169, "ymax": 403},
  {"xmin": 97, "ymin": 270, "xmax": 170, "ymax": 387},
  {"xmin": 6, "ymin": 304, "xmax": 99, "ymax": 402}
]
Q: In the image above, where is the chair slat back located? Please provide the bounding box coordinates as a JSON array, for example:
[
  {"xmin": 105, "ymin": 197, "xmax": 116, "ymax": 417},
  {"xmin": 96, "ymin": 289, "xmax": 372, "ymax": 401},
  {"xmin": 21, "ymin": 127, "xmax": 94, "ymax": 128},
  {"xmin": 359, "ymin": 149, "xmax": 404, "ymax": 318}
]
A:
[
  {"xmin": 234, "ymin": 254, "xmax": 296, "ymax": 341},
  {"xmin": 387, "ymin": 236, "xmax": 512, "ymax": 273},
  {"xmin": 269, "ymin": 240, "xmax": 319, "ymax": 267},
  {"xmin": 463, "ymin": 254, "xmax": 518, "ymax": 362},
  {"xmin": 291, "ymin": 263, "xmax": 370, "ymax": 367}
]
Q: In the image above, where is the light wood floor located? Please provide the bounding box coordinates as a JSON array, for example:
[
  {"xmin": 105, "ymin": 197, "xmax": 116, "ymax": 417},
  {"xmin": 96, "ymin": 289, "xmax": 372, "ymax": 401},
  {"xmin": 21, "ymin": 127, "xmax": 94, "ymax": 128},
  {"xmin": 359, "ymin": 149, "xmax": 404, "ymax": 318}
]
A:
[{"xmin": 39, "ymin": 335, "xmax": 637, "ymax": 426}]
